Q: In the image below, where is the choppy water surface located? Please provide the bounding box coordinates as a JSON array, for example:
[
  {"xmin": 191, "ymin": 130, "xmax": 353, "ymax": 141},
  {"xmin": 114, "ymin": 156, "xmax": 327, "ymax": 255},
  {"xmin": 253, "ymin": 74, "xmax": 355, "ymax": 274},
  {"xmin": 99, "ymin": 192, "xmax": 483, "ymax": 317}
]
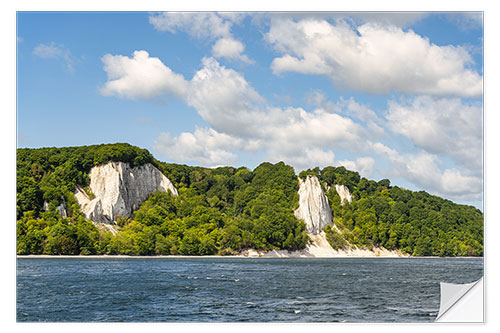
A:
[{"xmin": 17, "ymin": 257, "xmax": 483, "ymax": 322}]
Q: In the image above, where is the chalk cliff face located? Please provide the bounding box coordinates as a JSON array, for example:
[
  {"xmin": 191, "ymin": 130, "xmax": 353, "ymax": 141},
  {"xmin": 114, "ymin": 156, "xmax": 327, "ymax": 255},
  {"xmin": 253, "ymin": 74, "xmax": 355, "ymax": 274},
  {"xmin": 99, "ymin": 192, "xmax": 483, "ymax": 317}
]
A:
[
  {"xmin": 74, "ymin": 162, "xmax": 178, "ymax": 224},
  {"xmin": 294, "ymin": 175, "xmax": 333, "ymax": 235},
  {"xmin": 335, "ymin": 184, "xmax": 352, "ymax": 205}
]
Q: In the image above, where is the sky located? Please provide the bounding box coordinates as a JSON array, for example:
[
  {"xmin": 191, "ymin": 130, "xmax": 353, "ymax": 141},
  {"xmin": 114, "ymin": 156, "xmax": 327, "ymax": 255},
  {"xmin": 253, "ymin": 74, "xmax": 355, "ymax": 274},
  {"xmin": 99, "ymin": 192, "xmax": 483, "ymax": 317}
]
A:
[{"xmin": 16, "ymin": 11, "xmax": 484, "ymax": 208}]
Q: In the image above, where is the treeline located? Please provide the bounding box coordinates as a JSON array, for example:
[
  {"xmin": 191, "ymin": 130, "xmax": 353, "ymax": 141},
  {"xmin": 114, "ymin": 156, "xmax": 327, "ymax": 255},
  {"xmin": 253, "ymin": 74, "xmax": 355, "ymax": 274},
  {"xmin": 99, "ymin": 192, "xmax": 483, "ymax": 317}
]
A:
[
  {"xmin": 16, "ymin": 144, "xmax": 483, "ymax": 256},
  {"xmin": 17, "ymin": 144, "xmax": 308, "ymax": 255},
  {"xmin": 110, "ymin": 161, "xmax": 308, "ymax": 255},
  {"xmin": 301, "ymin": 167, "xmax": 484, "ymax": 256}
]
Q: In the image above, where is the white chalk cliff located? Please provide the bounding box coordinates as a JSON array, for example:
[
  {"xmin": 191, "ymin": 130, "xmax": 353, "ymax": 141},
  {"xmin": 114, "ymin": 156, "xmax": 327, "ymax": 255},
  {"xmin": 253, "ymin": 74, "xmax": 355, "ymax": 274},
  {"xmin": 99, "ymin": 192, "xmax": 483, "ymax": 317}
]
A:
[
  {"xmin": 335, "ymin": 184, "xmax": 352, "ymax": 205},
  {"xmin": 74, "ymin": 161, "xmax": 178, "ymax": 223},
  {"xmin": 294, "ymin": 175, "xmax": 333, "ymax": 235}
]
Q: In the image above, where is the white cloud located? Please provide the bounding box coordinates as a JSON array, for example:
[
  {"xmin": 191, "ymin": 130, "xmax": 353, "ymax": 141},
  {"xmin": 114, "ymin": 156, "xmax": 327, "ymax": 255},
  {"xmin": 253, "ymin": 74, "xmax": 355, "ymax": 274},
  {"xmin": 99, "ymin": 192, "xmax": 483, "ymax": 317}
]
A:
[
  {"xmin": 386, "ymin": 96, "xmax": 482, "ymax": 171},
  {"xmin": 101, "ymin": 54, "xmax": 366, "ymax": 169},
  {"xmin": 338, "ymin": 157, "xmax": 375, "ymax": 178},
  {"xmin": 348, "ymin": 12, "xmax": 428, "ymax": 28},
  {"xmin": 375, "ymin": 147, "xmax": 482, "ymax": 201},
  {"xmin": 149, "ymin": 12, "xmax": 252, "ymax": 63},
  {"xmin": 265, "ymin": 19, "xmax": 482, "ymax": 97},
  {"xmin": 153, "ymin": 128, "xmax": 239, "ymax": 167},
  {"xmin": 343, "ymin": 98, "xmax": 381, "ymax": 125},
  {"xmin": 99, "ymin": 54, "xmax": 264, "ymax": 135},
  {"xmin": 187, "ymin": 57, "xmax": 264, "ymax": 136},
  {"xmin": 251, "ymin": 13, "xmax": 428, "ymax": 30},
  {"xmin": 441, "ymin": 169, "xmax": 482, "ymax": 196},
  {"xmin": 33, "ymin": 42, "xmax": 74, "ymax": 73},
  {"xmin": 370, "ymin": 137, "xmax": 482, "ymax": 201},
  {"xmin": 142, "ymin": 57, "xmax": 365, "ymax": 169},
  {"xmin": 99, "ymin": 50, "xmax": 189, "ymax": 100},
  {"xmin": 271, "ymin": 147, "xmax": 336, "ymax": 171},
  {"xmin": 369, "ymin": 142, "xmax": 399, "ymax": 160},
  {"xmin": 149, "ymin": 12, "xmax": 232, "ymax": 39},
  {"xmin": 342, "ymin": 98, "xmax": 386, "ymax": 138},
  {"xmin": 308, "ymin": 94, "xmax": 385, "ymax": 138},
  {"xmin": 212, "ymin": 37, "xmax": 253, "ymax": 63},
  {"xmin": 397, "ymin": 152, "xmax": 482, "ymax": 199},
  {"xmin": 34, "ymin": 43, "xmax": 63, "ymax": 58},
  {"xmin": 263, "ymin": 107, "xmax": 365, "ymax": 151},
  {"xmin": 306, "ymin": 90, "xmax": 337, "ymax": 112}
]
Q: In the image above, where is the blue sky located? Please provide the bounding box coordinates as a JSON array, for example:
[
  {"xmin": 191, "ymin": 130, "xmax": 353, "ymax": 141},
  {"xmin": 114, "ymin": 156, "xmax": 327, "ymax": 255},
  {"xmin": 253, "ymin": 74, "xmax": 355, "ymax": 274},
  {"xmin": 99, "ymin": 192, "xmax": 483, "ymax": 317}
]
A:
[{"xmin": 17, "ymin": 12, "xmax": 483, "ymax": 208}]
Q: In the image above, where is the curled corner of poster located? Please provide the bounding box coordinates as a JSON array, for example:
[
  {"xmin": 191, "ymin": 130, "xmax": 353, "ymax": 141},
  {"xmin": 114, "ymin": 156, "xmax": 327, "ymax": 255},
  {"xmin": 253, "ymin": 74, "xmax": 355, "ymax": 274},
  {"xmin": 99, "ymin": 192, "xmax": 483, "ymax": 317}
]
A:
[{"xmin": 435, "ymin": 277, "xmax": 484, "ymax": 323}]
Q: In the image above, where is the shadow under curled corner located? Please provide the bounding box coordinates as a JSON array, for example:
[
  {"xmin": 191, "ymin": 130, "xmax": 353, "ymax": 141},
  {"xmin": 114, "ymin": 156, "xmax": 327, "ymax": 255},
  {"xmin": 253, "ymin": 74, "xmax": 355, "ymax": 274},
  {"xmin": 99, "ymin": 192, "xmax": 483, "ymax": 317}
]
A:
[{"xmin": 435, "ymin": 277, "xmax": 484, "ymax": 322}]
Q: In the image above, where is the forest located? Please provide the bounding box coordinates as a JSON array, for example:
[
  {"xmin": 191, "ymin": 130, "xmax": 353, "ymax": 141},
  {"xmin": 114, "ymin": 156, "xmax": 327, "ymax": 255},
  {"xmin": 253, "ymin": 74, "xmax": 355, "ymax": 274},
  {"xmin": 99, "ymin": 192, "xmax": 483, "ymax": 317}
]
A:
[{"xmin": 16, "ymin": 143, "xmax": 483, "ymax": 256}]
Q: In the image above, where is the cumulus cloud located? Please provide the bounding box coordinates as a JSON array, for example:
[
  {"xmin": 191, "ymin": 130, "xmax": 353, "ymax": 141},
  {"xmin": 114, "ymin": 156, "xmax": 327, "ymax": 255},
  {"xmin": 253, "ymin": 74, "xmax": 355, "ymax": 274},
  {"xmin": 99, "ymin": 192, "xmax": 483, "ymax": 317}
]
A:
[
  {"xmin": 369, "ymin": 134, "xmax": 482, "ymax": 201},
  {"xmin": 98, "ymin": 53, "xmax": 364, "ymax": 169},
  {"xmin": 251, "ymin": 12, "xmax": 428, "ymax": 29},
  {"xmin": 369, "ymin": 142, "xmax": 399, "ymax": 160},
  {"xmin": 371, "ymin": 145, "xmax": 482, "ymax": 201},
  {"xmin": 265, "ymin": 19, "xmax": 482, "ymax": 97},
  {"xmin": 347, "ymin": 12, "xmax": 428, "ymax": 28},
  {"xmin": 99, "ymin": 50, "xmax": 189, "ymax": 100},
  {"xmin": 147, "ymin": 57, "xmax": 366, "ymax": 169},
  {"xmin": 187, "ymin": 57, "xmax": 264, "ymax": 136},
  {"xmin": 395, "ymin": 152, "xmax": 482, "ymax": 199},
  {"xmin": 212, "ymin": 37, "xmax": 253, "ymax": 63},
  {"xmin": 154, "ymin": 127, "xmax": 262, "ymax": 167},
  {"xmin": 98, "ymin": 53, "xmax": 264, "ymax": 135},
  {"xmin": 98, "ymin": 54, "xmax": 365, "ymax": 169},
  {"xmin": 270, "ymin": 147, "xmax": 336, "ymax": 171},
  {"xmin": 149, "ymin": 12, "xmax": 253, "ymax": 63},
  {"xmin": 338, "ymin": 157, "xmax": 376, "ymax": 178},
  {"xmin": 342, "ymin": 98, "xmax": 386, "ymax": 138},
  {"xmin": 306, "ymin": 90, "xmax": 336, "ymax": 112},
  {"xmin": 386, "ymin": 96, "xmax": 482, "ymax": 171},
  {"xmin": 153, "ymin": 130, "xmax": 238, "ymax": 167},
  {"xmin": 33, "ymin": 42, "xmax": 75, "ymax": 73},
  {"xmin": 263, "ymin": 107, "xmax": 365, "ymax": 151},
  {"xmin": 149, "ymin": 12, "xmax": 232, "ymax": 39}
]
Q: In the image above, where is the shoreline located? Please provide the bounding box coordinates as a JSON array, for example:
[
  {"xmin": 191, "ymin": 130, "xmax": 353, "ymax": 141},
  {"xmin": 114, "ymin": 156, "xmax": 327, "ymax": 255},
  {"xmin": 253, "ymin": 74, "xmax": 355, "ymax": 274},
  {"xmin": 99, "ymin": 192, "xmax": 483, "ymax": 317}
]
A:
[{"xmin": 16, "ymin": 254, "xmax": 483, "ymax": 259}]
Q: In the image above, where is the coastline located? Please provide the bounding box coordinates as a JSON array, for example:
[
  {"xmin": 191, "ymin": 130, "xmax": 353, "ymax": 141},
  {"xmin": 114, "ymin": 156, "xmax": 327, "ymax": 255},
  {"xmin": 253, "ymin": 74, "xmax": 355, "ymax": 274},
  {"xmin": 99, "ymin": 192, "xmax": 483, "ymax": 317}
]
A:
[{"xmin": 16, "ymin": 254, "xmax": 483, "ymax": 259}]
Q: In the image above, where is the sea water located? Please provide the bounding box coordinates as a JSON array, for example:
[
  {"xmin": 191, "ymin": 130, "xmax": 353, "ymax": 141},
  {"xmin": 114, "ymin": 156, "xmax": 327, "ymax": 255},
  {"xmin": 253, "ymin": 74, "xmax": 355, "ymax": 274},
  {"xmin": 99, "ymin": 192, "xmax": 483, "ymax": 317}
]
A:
[{"xmin": 16, "ymin": 257, "xmax": 483, "ymax": 322}]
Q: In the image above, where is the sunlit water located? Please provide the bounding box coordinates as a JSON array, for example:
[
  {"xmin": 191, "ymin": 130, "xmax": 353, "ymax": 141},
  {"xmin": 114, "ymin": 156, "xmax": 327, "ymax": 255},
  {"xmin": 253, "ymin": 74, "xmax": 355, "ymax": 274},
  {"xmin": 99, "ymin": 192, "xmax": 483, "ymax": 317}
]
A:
[{"xmin": 17, "ymin": 257, "xmax": 483, "ymax": 322}]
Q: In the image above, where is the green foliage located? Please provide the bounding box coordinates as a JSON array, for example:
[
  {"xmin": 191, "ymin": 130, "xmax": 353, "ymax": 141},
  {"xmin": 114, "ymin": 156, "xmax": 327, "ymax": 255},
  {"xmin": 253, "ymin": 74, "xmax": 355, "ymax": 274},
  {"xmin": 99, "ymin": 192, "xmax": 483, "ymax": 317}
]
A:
[
  {"xmin": 298, "ymin": 167, "xmax": 320, "ymax": 180},
  {"xmin": 320, "ymin": 166, "xmax": 360, "ymax": 192},
  {"xmin": 16, "ymin": 213, "xmax": 101, "ymax": 255},
  {"xmin": 112, "ymin": 160, "xmax": 309, "ymax": 255},
  {"xmin": 331, "ymin": 185, "xmax": 483, "ymax": 256},
  {"xmin": 324, "ymin": 226, "xmax": 349, "ymax": 250}
]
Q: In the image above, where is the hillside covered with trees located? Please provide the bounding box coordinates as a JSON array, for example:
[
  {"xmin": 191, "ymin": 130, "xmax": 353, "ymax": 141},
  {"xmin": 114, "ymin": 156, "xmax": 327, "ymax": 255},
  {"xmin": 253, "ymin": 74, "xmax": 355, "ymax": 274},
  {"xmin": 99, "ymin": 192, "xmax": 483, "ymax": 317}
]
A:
[{"xmin": 16, "ymin": 143, "xmax": 483, "ymax": 256}]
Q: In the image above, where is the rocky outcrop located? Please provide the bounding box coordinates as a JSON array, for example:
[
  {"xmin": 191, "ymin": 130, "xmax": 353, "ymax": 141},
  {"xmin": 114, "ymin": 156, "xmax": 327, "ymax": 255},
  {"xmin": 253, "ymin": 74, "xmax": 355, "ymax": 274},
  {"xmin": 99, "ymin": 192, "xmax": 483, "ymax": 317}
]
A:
[
  {"xmin": 294, "ymin": 175, "xmax": 333, "ymax": 235},
  {"xmin": 43, "ymin": 198, "xmax": 68, "ymax": 218},
  {"xmin": 335, "ymin": 184, "xmax": 352, "ymax": 205},
  {"xmin": 74, "ymin": 162, "xmax": 178, "ymax": 224}
]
